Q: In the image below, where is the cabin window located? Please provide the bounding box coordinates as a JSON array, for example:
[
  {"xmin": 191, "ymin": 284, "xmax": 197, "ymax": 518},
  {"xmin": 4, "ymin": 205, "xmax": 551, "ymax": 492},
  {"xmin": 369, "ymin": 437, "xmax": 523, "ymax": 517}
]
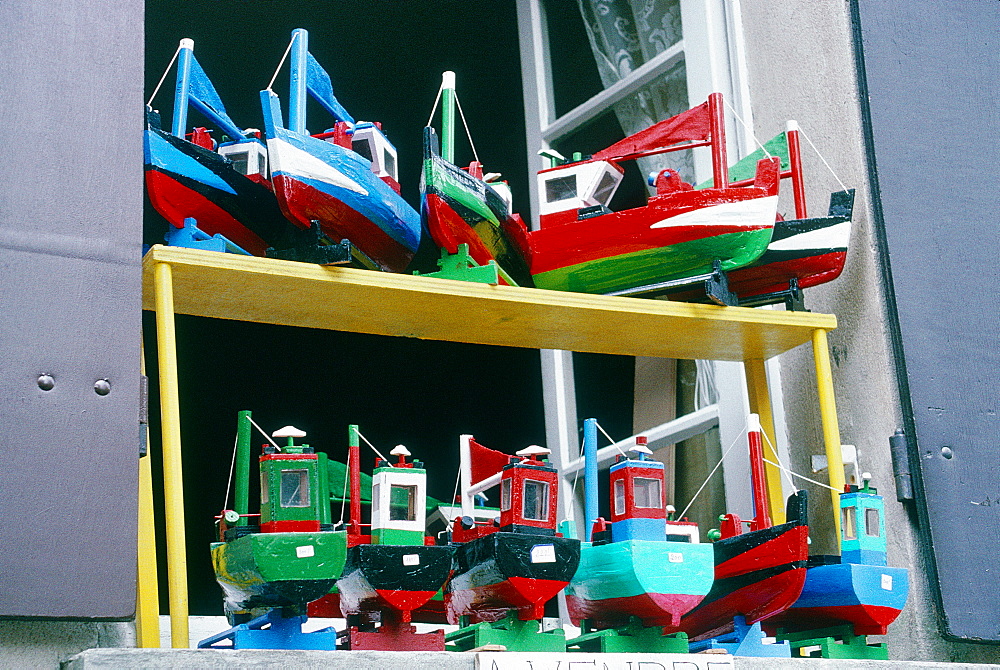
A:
[
  {"xmin": 593, "ymin": 170, "xmax": 619, "ymax": 205},
  {"xmin": 257, "ymin": 152, "xmax": 267, "ymax": 177},
  {"xmin": 280, "ymin": 469, "xmax": 310, "ymax": 507},
  {"xmin": 260, "ymin": 471, "xmax": 269, "ymax": 504},
  {"xmin": 228, "ymin": 151, "xmax": 249, "ymax": 176},
  {"xmin": 666, "ymin": 534, "xmax": 692, "ymax": 543},
  {"xmin": 389, "ymin": 484, "xmax": 417, "ymax": 521},
  {"xmin": 383, "ymin": 149, "xmax": 396, "ymax": 180},
  {"xmin": 352, "ymin": 138, "xmax": 374, "ymax": 162},
  {"xmin": 545, "ymin": 174, "xmax": 577, "ymax": 202},
  {"xmin": 500, "ymin": 478, "xmax": 511, "ymax": 511},
  {"xmin": 633, "ymin": 477, "xmax": 662, "ymax": 508},
  {"xmin": 614, "ymin": 479, "xmax": 625, "ymax": 515},
  {"xmin": 842, "ymin": 505, "xmax": 857, "ymax": 540},
  {"xmin": 865, "ymin": 507, "xmax": 881, "ymax": 537},
  {"xmin": 523, "ymin": 479, "xmax": 550, "ymax": 521}
]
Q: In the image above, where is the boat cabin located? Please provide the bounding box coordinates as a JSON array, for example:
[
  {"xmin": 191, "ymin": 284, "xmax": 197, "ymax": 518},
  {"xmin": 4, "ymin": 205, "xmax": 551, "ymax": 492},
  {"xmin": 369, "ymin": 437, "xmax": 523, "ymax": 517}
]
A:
[
  {"xmin": 217, "ymin": 136, "xmax": 269, "ymax": 183},
  {"xmin": 607, "ymin": 438, "xmax": 669, "ymax": 543},
  {"xmin": 258, "ymin": 426, "xmax": 332, "ymax": 533},
  {"xmin": 370, "ymin": 445, "xmax": 428, "ymax": 546},
  {"xmin": 840, "ymin": 473, "xmax": 887, "ymax": 566},
  {"xmin": 349, "ymin": 122, "xmax": 401, "ymax": 192},
  {"xmin": 498, "ymin": 445, "xmax": 559, "ymax": 535},
  {"xmin": 537, "ymin": 159, "xmax": 624, "ymax": 228}
]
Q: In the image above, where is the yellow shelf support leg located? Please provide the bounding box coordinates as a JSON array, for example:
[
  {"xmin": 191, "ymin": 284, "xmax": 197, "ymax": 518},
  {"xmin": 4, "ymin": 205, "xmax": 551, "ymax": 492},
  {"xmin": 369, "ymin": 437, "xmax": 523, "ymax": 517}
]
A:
[
  {"xmin": 153, "ymin": 261, "xmax": 189, "ymax": 647},
  {"xmin": 745, "ymin": 358, "xmax": 785, "ymax": 524},
  {"xmin": 813, "ymin": 328, "xmax": 846, "ymax": 546},
  {"xmin": 135, "ymin": 344, "xmax": 160, "ymax": 647}
]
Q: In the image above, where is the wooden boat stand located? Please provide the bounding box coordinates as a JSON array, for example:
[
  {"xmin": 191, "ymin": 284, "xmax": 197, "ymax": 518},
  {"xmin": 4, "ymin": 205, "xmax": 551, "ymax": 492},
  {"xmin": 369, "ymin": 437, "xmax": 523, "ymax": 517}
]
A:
[
  {"xmin": 687, "ymin": 615, "xmax": 792, "ymax": 657},
  {"xmin": 445, "ymin": 611, "xmax": 567, "ymax": 652},
  {"xmin": 165, "ymin": 217, "xmax": 253, "ymax": 256},
  {"xmin": 775, "ymin": 624, "xmax": 889, "ymax": 660},
  {"xmin": 738, "ymin": 277, "xmax": 807, "ymax": 312},
  {"xmin": 413, "ymin": 243, "xmax": 519, "ymax": 286},
  {"xmin": 196, "ymin": 608, "xmax": 339, "ymax": 650},
  {"xmin": 340, "ymin": 611, "xmax": 446, "ymax": 651},
  {"xmin": 265, "ymin": 219, "xmax": 357, "ymax": 266},
  {"xmin": 566, "ymin": 617, "xmax": 689, "ymax": 653},
  {"xmin": 605, "ymin": 259, "xmax": 739, "ymax": 306}
]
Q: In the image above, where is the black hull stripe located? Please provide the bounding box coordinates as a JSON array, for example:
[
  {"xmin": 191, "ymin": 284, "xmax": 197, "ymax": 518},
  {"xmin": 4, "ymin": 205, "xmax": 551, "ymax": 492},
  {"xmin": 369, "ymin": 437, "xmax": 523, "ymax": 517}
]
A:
[
  {"xmin": 685, "ymin": 560, "xmax": 807, "ymax": 617},
  {"xmin": 712, "ymin": 521, "xmax": 806, "ymax": 566}
]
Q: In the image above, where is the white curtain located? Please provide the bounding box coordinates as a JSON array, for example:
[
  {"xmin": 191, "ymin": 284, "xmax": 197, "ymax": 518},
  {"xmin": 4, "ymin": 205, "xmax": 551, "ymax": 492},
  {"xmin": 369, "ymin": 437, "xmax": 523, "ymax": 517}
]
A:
[{"xmin": 577, "ymin": 0, "xmax": 694, "ymax": 181}]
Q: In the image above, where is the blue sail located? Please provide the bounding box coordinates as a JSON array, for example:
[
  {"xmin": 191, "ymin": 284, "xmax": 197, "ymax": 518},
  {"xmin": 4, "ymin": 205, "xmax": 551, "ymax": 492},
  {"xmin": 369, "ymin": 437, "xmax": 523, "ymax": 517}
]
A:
[
  {"xmin": 187, "ymin": 55, "xmax": 238, "ymax": 132},
  {"xmin": 306, "ymin": 52, "xmax": 355, "ymax": 126}
]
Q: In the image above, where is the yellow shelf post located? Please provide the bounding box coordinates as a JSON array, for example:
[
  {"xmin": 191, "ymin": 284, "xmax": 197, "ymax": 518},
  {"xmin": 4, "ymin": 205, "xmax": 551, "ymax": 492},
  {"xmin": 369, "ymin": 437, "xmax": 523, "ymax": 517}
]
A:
[
  {"xmin": 744, "ymin": 358, "xmax": 785, "ymax": 524},
  {"xmin": 153, "ymin": 261, "xmax": 189, "ymax": 648},
  {"xmin": 813, "ymin": 328, "xmax": 846, "ymax": 545},
  {"xmin": 135, "ymin": 345, "xmax": 160, "ymax": 648}
]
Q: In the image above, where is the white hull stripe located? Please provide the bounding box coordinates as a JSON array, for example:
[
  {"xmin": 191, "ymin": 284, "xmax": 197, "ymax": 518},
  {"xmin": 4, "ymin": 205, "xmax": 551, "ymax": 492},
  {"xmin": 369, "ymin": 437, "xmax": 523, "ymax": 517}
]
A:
[
  {"xmin": 650, "ymin": 195, "xmax": 778, "ymax": 230},
  {"xmin": 267, "ymin": 138, "xmax": 368, "ymax": 196},
  {"xmin": 768, "ymin": 220, "xmax": 851, "ymax": 252}
]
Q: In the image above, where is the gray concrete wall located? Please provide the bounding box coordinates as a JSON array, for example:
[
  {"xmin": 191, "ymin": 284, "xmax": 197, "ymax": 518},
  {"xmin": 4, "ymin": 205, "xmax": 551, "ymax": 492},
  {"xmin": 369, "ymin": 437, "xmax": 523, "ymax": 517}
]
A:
[{"xmin": 738, "ymin": 1, "xmax": 998, "ymax": 664}]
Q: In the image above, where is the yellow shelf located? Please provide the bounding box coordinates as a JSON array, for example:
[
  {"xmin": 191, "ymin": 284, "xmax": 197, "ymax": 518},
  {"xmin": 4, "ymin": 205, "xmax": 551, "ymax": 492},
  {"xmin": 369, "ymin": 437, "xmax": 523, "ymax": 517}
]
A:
[{"xmin": 141, "ymin": 245, "xmax": 835, "ymax": 361}]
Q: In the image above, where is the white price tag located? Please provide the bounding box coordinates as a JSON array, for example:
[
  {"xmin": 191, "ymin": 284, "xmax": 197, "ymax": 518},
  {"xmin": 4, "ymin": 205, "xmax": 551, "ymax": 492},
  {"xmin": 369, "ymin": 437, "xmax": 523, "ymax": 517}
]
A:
[
  {"xmin": 530, "ymin": 544, "xmax": 556, "ymax": 563},
  {"xmin": 881, "ymin": 574, "xmax": 893, "ymax": 590},
  {"xmin": 403, "ymin": 553, "xmax": 420, "ymax": 566},
  {"xmin": 668, "ymin": 552, "xmax": 684, "ymax": 563},
  {"xmin": 296, "ymin": 545, "xmax": 314, "ymax": 558}
]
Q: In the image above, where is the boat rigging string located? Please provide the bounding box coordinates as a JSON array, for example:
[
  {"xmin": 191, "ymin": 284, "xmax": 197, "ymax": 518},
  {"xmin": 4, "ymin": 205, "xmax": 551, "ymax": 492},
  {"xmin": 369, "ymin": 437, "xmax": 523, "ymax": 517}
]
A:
[
  {"xmin": 354, "ymin": 429, "xmax": 391, "ymax": 466},
  {"xmin": 445, "ymin": 462, "xmax": 463, "ymax": 532},
  {"xmin": 724, "ymin": 99, "xmax": 773, "ymax": 160},
  {"xmin": 337, "ymin": 447, "xmax": 351, "ymax": 526},
  {"xmin": 763, "ymin": 456, "xmax": 840, "ymax": 492},
  {"xmin": 676, "ymin": 416, "xmax": 747, "ymax": 521},
  {"xmin": 146, "ymin": 42, "xmax": 182, "ymax": 107},
  {"xmin": 425, "ymin": 78, "xmax": 480, "ymax": 164},
  {"xmin": 223, "ymin": 430, "xmax": 239, "ymax": 511},
  {"xmin": 265, "ymin": 36, "xmax": 295, "ymax": 92}
]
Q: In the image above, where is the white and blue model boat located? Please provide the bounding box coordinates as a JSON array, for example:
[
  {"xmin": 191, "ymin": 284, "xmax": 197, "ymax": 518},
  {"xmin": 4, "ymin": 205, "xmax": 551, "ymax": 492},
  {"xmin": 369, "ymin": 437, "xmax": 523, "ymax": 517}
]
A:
[{"xmin": 260, "ymin": 29, "xmax": 422, "ymax": 272}]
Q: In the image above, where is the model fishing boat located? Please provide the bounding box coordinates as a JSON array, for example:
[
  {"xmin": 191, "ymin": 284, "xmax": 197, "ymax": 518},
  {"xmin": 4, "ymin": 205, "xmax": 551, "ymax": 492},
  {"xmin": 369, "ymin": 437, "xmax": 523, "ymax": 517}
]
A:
[
  {"xmin": 444, "ymin": 436, "xmax": 581, "ymax": 651},
  {"xmin": 679, "ymin": 414, "xmax": 809, "ymax": 643},
  {"xmin": 335, "ymin": 426, "xmax": 454, "ymax": 650},
  {"xmin": 515, "ymin": 93, "xmax": 779, "ymax": 296},
  {"xmin": 764, "ymin": 475, "xmax": 908, "ymax": 637},
  {"xmin": 565, "ymin": 422, "xmax": 714, "ymax": 649},
  {"xmin": 420, "ymin": 72, "xmax": 533, "ymax": 286},
  {"xmin": 708, "ymin": 123, "xmax": 856, "ymax": 306},
  {"xmin": 144, "ymin": 39, "xmax": 296, "ymax": 257},
  {"xmin": 209, "ymin": 412, "xmax": 347, "ymax": 626},
  {"xmin": 260, "ymin": 29, "xmax": 422, "ymax": 272}
]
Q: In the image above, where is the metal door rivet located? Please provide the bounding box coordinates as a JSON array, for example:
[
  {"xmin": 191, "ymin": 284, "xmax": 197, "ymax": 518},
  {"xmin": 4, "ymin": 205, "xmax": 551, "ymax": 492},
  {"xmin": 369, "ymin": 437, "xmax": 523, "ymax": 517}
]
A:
[
  {"xmin": 94, "ymin": 379, "xmax": 111, "ymax": 396},
  {"xmin": 941, "ymin": 446, "xmax": 953, "ymax": 459},
  {"xmin": 37, "ymin": 374, "xmax": 55, "ymax": 391}
]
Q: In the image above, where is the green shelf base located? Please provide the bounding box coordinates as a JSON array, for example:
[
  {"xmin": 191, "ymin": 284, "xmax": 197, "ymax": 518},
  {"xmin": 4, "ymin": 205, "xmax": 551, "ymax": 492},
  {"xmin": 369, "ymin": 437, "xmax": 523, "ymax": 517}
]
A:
[
  {"xmin": 445, "ymin": 611, "xmax": 566, "ymax": 652},
  {"xmin": 413, "ymin": 244, "xmax": 517, "ymax": 286},
  {"xmin": 777, "ymin": 624, "xmax": 889, "ymax": 660},
  {"xmin": 567, "ymin": 618, "xmax": 689, "ymax": 653}
]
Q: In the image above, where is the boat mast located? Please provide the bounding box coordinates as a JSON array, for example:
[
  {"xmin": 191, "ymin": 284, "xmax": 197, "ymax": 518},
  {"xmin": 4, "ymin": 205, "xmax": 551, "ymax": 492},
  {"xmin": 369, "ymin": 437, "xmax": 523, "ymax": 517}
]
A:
[
  {"xmin": 747, "ymin": 413, "xmax": 772, "ymax": 529},
  {"xmin": 583, "ymin": 418, "xmax": 599, "ymax": 542},
  {"xmin": 289, "ymin": 29, "xmax": 309, "ymax": 135},
  {"xmin": 348, "ymin": 424, "xmax": 362, "ymax": 537},
  {"xmin": 234, "ymin": 410, "xmax": 252, "ymax": 526},
  {"xmin": 786, "ymin": 120, "xmax": 808, "ymax": 218},
  {"xmin": 441, "ymin": 71, "xmax": 456, "ymax": 164},
  {"xmin": 707, "ymin": 92, "xmax": 728, "ymax": 189},
  {"xmin": 171, "ymin": 39, "xmax": 195, "ymax": 138}
]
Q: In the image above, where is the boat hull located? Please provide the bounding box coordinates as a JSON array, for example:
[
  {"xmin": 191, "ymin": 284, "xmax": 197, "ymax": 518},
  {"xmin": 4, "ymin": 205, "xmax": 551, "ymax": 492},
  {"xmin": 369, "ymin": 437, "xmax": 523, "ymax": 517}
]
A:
[
  {"xmin": 421, "ymin": 151, "xmax": 533, "ymax": 286},
  {"xmin": 143, "ymin": 127, "xmax": 292, "ymax": 256},
  {"xmin": 764, "ymin": 562, "xmax": 908, "ymax": 636},
  {"xmin": 727, "ymin": 190, "xmax": 855, "ymax": 298},
  {"xmin": 446, "ymin": 532, "xmax": 580, "ymax": 624},
  {"xmin": 210, "ymin": 530, "xmax": 347, "ymax": 614},
  {"xmin": 266, "ymin": 127, "xmax": 421, "ymax": 272},
  {"xmin": 565, "ymin": 539, "xmax": 714, "ymax": 629},
  {"xmin": 528, "ymin": 190, "xmax": 777, "ymax": 294},
  {"xmin": 336, "ymin": 544, "xmax": 454, "ymax": 619},
  {"xmin": 679, "ymin": 515, "xmax": 809, "ymax": 640}
]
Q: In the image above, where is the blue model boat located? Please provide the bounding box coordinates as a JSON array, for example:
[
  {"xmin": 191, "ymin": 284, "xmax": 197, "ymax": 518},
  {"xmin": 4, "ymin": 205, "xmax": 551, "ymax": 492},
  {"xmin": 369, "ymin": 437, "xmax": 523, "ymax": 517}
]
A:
[
  {"xmin": 260, "ymin": 29, "xmax": 422, "ymax": 272},
  {"xmin": 145, "ymin": 39, "xmax": 294, "ymax": 256},
  {"xmin": 765, "ymin": 475, "xmax": 908, "ymax": 636}
]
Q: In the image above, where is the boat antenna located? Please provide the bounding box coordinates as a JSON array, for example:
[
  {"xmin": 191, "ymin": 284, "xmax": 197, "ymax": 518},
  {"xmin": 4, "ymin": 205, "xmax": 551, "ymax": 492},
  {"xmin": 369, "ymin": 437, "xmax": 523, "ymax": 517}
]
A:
[
  {"xmin": 222, "ymin": 429, "xmax": 239, "ymax": 511},
  {"xmin": 146, "ymin": 40, "xmax": 184, "ymax": 107},
  {"xmin": 246, "ymin": 415, "xmax": 281, "ymax": 451},
  {"xmin": 266, "ymin": 35, "xmax": 295, "ymax": 92},
  {"xmin": 355, "ymin": 428, "xmax": 392, "ymax": 465}
]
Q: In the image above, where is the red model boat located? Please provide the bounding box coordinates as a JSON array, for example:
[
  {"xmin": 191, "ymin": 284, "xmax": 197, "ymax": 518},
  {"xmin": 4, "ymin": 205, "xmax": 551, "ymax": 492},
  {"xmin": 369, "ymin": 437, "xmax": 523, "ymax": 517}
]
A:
[
  {"xmin": 678, "ymin": 415, "xmax": 809, "ymax": 641},
  {"xmin": 515, "ymin": 94, "xmax": 779, "ymax": 295}
]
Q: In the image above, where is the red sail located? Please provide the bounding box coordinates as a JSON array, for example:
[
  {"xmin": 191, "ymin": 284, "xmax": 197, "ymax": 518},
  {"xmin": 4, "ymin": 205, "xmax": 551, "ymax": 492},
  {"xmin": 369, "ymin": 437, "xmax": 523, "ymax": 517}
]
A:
[
  {"xmin": 593, "ymin": 100, "xmax": 712, "ymax": 161},
  {"xmin": 469, "ymin": 438, "xmax": 512, "ymax": 486}
]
